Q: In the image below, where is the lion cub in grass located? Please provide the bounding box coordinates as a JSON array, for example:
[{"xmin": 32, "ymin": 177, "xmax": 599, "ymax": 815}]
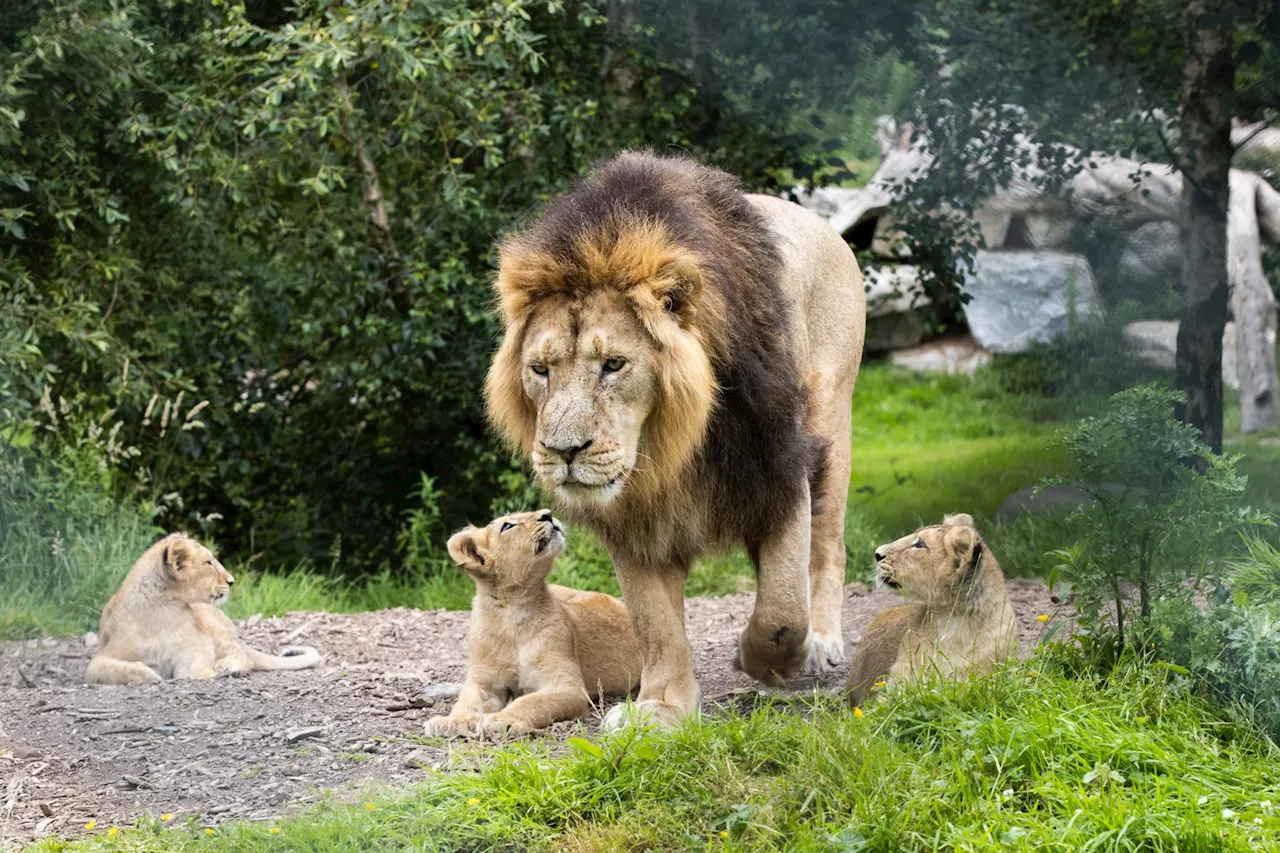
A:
[
  {"xmin": 426, "ymin": 510, "xmax": 642, "ymax": 739},
  {"xmin": 86, "ymin": 533, "xmax": 322, "ymax": 684},
  {"xmin": 846, "ymin": 514, "xmax": 1017, "ymax": 706}
]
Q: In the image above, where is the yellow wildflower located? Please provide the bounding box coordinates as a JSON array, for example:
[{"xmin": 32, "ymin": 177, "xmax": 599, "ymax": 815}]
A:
[
  {"xmin": 874, "ymin": 680, "xmax": 886, "ymax": 688},
  {"xmin": 205, "ymin": 828, "xmax": 215, "ymax": 835},
  {"xmin": 271, "ymin": 828, "xmax": 280, "ymax": 834},
  {"xmin": 161, "ymin": 814, "xmax": 173, "ymax": 822},
  {"xmin": 853, "ymin": 707, "xmax": 865, "ymax": 719},
  {"xmin": 364, "ymin": 803, "xmax": 375, "ymax": 810},
  {"xmin": 719, "ymin": 830, "xmax": 729, "ymax": 839},
  {"xmin": 108, "ymin": 827, "xmax": 119, "ymax": 838},
  {"xmin": 467, "ymin": 797, "xmax": 480, "ymax": 807},
  {"xmin": 86, "ymin": 821, "xmax": 97, "ymax": 831},
  {"xmin": 1037, "ymin": 614, "xmax": 1049, "ymax": 623}
]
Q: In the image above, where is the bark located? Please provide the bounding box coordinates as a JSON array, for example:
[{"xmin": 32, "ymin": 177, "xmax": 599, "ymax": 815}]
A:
[
  {"xmin": 338, "ymin": 79, "xmax": 412, "ymax": 318},
  {"xmin": 1174, "ymin": 0, "xmax": 1235, "ymax": 454},
  {"xmin": 1229, "ymin": 171, "xmax": 1280, "ymax": 432}
]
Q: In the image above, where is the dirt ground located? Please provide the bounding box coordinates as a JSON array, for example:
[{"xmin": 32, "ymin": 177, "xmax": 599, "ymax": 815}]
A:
[{"xmin": 0, "ymin": 580, "xmax": 1064, "ymax": 846}]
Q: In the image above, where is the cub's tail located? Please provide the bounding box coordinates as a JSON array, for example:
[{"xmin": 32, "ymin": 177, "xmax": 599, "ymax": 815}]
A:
[{"xmin": 245, "ymin": 645, "xmax": 322, "ymax": 671}]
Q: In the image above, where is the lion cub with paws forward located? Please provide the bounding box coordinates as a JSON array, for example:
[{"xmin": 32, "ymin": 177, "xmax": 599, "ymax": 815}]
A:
[
  {"xmin": 426, "ymin": 511, "xmax": 642, "ymax": 739},
  {"xmin": 86, "ymin": 533, "xmax": 322, "ymax": 685},
  {"xmin": 846, "ymin": 514, "xmax": 1017, "ymax": 706}
]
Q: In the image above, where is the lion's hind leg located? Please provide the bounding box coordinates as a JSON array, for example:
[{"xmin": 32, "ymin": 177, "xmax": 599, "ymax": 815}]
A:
[{"xmin": 85, "ymin": 655, "xmax": 162, "ymax": 685}]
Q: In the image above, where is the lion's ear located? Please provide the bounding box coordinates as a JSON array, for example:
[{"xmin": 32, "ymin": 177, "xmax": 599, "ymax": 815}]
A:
[
  {"xmin": 656, "ymin": 258, "xmax": 703, "ymax": 322},
  {"xmin": 943, "ymin": 522, "xmax": 980, "ymax": 577},
  {"xmin": 447, "ymin": 528, "xmax": 488, "ymax": 574},
  {"xmin": 162, "ymin": 535, "xmax": 193, "ymax": 577},
  {"xmin": 943, "ymin": 512, "xmax": 975, "ymax": 529}
]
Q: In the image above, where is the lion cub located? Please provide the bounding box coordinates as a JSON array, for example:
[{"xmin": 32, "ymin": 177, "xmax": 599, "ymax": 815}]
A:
[
  {"xmin": 86, "ymin": 533, "xmax": 322, "ymax": 684},
  {"xmin": 426, "ymin": 510, "xmax": 642, "ymax": 739},
  {"xmin": 845, "ymin": 514, "xmax": 1017, "ymax": 706}
]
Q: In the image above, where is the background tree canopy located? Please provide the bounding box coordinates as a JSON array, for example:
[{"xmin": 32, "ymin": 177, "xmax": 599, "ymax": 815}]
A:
[{"xmin": 0, "ymin": 0, "xmax": 913, "ymax": 576}]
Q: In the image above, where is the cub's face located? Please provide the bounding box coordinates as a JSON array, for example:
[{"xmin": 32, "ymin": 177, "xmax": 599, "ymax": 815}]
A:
[
  {"xmin": 447, "ymin": 510, "xmax": 566, "ymax": 587},
  {"xmin": 874, "ymin": 513, "xmax": 981, "ymax": 603},
  {"xmin": 519, "ymin": 291, "xmax": 661, "ymax": 508},
  {"xmin": 161, "ymin": 534, "xmax": 235, "ymax": 606}
]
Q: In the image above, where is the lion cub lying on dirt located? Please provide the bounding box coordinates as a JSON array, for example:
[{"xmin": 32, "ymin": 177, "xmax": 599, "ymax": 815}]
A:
[
  {"xmin": 426, "ymin": 510, "xmax": 642, "ymax": 739},
  {"xmin": 86, "ymin": 533, "xmax": 322, "ymax": 684},
  {"xmin": 846, "ymin": 514, "xmax": 1017, "ymax": 706}
]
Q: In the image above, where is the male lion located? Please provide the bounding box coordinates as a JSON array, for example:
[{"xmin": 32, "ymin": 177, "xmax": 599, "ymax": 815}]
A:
[
  {"xmin": 86, "ymin": 533, "xmax": 322, "ymax": 684},
  {"xmin": 845, "ymin": 514, "xmax": 1018, "ymax": 707},
  {"xmin": 485, "ymin": 150, "xmax": 866, "ymax": 727},
  {"xmin": 425, "ymin": 510, "xmax": 641, "ymax": 739}
]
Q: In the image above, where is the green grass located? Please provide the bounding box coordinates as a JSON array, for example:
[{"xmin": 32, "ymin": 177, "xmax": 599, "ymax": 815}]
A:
[{"xmin": 25, "ymin": 659, "xmax": 1280, "ymax": 852}]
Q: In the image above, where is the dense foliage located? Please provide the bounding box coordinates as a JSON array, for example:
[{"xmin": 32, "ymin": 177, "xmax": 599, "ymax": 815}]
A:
[{"xmin": 0, "ymin": 0, "xmax": 908, "ymax": 575}]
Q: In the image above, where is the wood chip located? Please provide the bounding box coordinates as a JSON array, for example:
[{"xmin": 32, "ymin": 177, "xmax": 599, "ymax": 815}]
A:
[{"xmin": 39, "ymin": 803, "xmax": 53, "ymax": 818}]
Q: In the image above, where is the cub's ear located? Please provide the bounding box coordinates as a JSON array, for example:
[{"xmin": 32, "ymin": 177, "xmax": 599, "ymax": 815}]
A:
[
  {"xmin": 162, "ymin": 535, "xmax": 193, "ymax": 577},
  {"xmin": 447, "ymin": 527, "xmax": 487, "ymax": 572},
  {"xmin": 943, "ymin": 522, "xmax": 980, "ymax": 574},
  {"xmin": 943, "ymin": 512, "xmax": 975, "ymax": 528}
]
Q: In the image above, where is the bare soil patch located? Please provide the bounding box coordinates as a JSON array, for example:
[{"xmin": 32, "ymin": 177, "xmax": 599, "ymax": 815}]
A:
[{"xmin": 0, "ymin": 580, "xmax": 1063, "ymax": 845}]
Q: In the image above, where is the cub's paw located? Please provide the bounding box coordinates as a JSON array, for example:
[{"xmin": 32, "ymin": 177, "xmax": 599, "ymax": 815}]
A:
[
  {"xmin": 480, "ymin": 714, "xmax": 537, "ymax": 741},
  {"xmin": 214, "ymin": 660, "xmax": 250, "ymax": 678},
  {"xmin": 424, "ymin": 714, "xmax": 480, "ymax": 739},
  {"xmin": 601, "ymin": 699, "xmax": 693, "ymax": 732},
  {"xmin": 734, "ymin": 624, "xmax": 811, "ymax": 687},
  {"xmin": 800, "ymin": 631, "xmax": 846, "ymax": 676}
]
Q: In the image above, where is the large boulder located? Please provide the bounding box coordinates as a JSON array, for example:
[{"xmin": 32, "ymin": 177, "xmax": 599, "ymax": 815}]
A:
[
  {"xmin": 1122, "ymin": 320, "xmax": 1241, "ymax": 390},
  {"xmin": 964, "ymin": 251, "xmax": 1102, "ymax": 353},
  {"xmin": 1116, "ymin": 221, "xmax": 1181, "ymax": 294},
  {"xmin": 790, "ymin": 185, "xmax": 890, "ymax": 243}
]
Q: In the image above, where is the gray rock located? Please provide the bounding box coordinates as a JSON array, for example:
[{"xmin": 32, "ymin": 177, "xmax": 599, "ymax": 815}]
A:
[
  {"xmin": 789, "ymin": 185, "xmax": 891, "ymax": 242},
  {"xmin": 963, "ymin": 251, "xmax": 1102, "ymax": 353},
  {"xmin": 889, "ymin": 335, "xmax": 992, "ymax": 377},
  {"xmin": 864, "ymin": 264, "xmax": 925, "ymax": 318},
  {"xmin": 996, "ymin": 483, "xmax": 1126, "ymax": 524},
  {"xmin": 1116, "ymin": 221, "xmax": 1181, "ymax": 292},
  {"xmin": 866, "ymin": 313, "xmax": 925, "ymax": 353},
  {"xmin": 1122, "ymin": 320, "xmax": 1239, "ymax": 390}
]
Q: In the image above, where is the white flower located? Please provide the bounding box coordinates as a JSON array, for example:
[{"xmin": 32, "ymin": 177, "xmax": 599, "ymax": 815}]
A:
[
  {"xmin": 1199, "ymin": 796, "xmax": 1210, "ymax": 806},
  {"xmin": 1255, "ymin": 818, "xmax": 1264, "ymax": 826},
  {"xmin": 1223, "ymin": 808, "xmax": 1237, "ymax": 819},
  {"xmin": 1002, "ymin": 789, "xmax": 1014, "ymax": 797}
]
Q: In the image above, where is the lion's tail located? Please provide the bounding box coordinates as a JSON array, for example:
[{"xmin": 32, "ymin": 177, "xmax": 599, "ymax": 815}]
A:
[{"xmin": 244, "ymin": 645, "xmax": 322, "ymax": 671}]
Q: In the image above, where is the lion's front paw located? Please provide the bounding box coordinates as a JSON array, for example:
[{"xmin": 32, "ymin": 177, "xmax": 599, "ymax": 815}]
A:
[
  {"xmin": 424, "ymin": 714, "xmax": 480, "ymax": 739},
  {"xmin": 800, "ymin": 630, "xmax": 845, "ymax": 676},
  {"xmin": 480, "ymin": 714, "xmax": 537, "ymax": 740},
  {"xmin": 734, "ymin": 624, "xmax": 811, "ymax": 687},
  {"xmin": 601, "ymin": 699, "xmax": 693, "ymax": 732},
  {"xmin": 214, "ymin": 660, "xmax": 249, "ymax": 679}
]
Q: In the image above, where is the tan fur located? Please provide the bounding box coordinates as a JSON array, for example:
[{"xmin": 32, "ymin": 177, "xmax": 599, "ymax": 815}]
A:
[
  {"xmin": 425, "ymin": 511, "xmax": 642, "ymax": 739},
  {"xmin": 845, "ymin": 514, "xmax": 1018, "ymax": 707},
  {"xmin": 85, "ymin": 533, "xmax": 321, "ymax": 685},
  {"xmin": 484, "ymin": 153, "xmax": 866, "ymax": 728}
]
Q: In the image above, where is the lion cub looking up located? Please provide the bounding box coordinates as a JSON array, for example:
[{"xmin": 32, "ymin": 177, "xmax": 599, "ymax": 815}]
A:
[
  {"xmin": 86, "ymin": 533, "xmax": 322, "ymax": 685},
  {"xmin": 845, "ymin": 514, "xmax": 1017, "ymax": 706},
  {"xmin": 426, "ymin": 510, "xmax": 642, "ymax": 739}
]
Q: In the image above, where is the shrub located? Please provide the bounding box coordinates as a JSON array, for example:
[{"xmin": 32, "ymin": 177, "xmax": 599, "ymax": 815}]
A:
[{"xmin": 1049, "ymin": 384, "xmax": 1271, "ymax": 652}]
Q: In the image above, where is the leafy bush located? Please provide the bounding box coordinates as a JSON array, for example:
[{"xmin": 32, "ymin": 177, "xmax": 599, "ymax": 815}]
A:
[{"xmin": 1050, "ymin": 385, "xmax": 1271, "ymax": 651}]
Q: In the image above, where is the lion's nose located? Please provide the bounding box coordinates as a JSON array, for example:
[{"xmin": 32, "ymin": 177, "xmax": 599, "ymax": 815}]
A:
[
  {"xmin": 547, "ymin": 438, "xmax": 592, "ymax": 464},
  {"xmin": 874, "ymin": 550, "xmax": 885, "ymax": 562},
  {"xmin": 538, "ymin": 510, "xmax": 554, "ymax": 523}
]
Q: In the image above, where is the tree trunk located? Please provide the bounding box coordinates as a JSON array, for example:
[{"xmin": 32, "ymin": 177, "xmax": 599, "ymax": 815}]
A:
[
  {"xmin": 337, "ymin": 79, "xmax": 413, "ymax": 318},
  {"xmin": 1175, "ymin": 0, "xmax": 1235, "ymax": 453},
  {"xmin": 1229, "ymin": 171, "xmax": 1280, "ymax": 432}
]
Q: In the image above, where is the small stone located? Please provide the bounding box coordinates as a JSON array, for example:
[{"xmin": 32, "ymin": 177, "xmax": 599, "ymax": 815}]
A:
[
  {"xmin": 83, "ymin": 632, "xmax": 99, "ymax": 649},
  {"xmin": 284, "ymin": 727, "xmax": 324, "ymax": 743},
  {"xmin": 39, "ymin": 803, "xmax": 53, "ymax": 817}
]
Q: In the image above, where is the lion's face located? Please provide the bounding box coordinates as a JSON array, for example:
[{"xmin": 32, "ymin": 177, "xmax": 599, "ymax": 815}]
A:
[
  {"xmin": 446, "ymin": 510, "xmax": 566, "ymax": 586},
  {"xmin": 161, "ymin": 534, "xmax": 235, "ymax": 606},
  {"xmin": 519, "ymin": 292, "xmax": 662, "ymax": 507},
  {"xmin": 874, "ymin": 514, "xmax": 981, "ymax": 604}
]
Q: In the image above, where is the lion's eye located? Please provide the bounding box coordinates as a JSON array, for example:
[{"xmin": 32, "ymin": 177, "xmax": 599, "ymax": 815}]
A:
[
  {"xmin": 500, "ymin": 522, "xmax": 515, "ymax": 533},
  {"xmin": 912, "ymin": 540, "xmax": 926, "ymax": 549},
  {"xmin": 602, "ymin": 356, "xmax": 627, "ymax": 373},
  {"xmin": 530, "ymin": 363, "xmax": 549, "ymax": 377}
]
